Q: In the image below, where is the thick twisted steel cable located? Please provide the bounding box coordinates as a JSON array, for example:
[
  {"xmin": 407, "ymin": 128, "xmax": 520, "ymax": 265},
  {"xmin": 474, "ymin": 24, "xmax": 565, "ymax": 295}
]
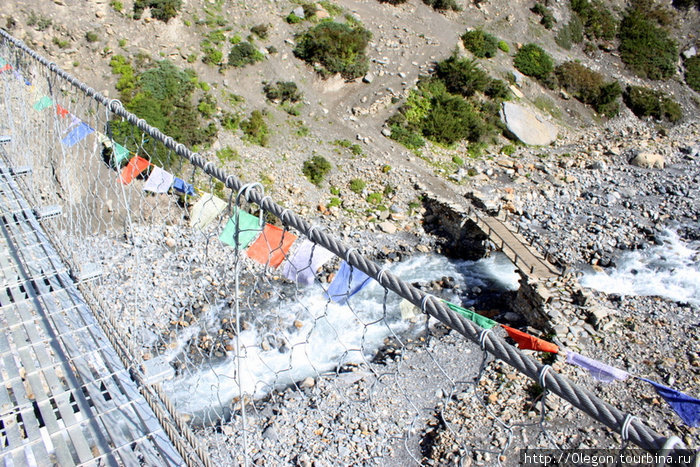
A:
[{"xmin": 0, "ymin": 28, "xmax": 689, "ymax": 457}]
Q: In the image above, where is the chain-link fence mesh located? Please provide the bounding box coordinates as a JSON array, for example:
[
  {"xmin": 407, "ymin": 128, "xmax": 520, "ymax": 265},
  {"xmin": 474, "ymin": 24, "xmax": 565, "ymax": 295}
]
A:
[{"xmin": 1, "ymin": 32, "xmax": 696, "ymax": 466}]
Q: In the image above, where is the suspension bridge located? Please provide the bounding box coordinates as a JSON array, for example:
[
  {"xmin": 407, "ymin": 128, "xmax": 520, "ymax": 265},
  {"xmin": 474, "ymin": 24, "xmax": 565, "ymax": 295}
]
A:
[{"xmin": 0, "ymin": 29, "xmax": 696, "ymax": 466}]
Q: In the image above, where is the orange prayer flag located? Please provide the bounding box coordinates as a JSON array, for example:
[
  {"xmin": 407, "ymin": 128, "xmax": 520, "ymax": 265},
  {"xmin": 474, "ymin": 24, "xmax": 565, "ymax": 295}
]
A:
[
  {"xmin": 0, "ymin": 64, "xmax": 12, "ymax": 73},
  {"xmin": 56, "ymin": 104, "xmax": 69, "ymax": 118},
  {"xmin": 502, "ymin": 325, "xmax": 559, "ymax": 354},
  {"xmin": 246, "ymin": 224, "xmax": 298, "ymax": 268},
  {"xmin": 119, "ymin": 156, "xmax": 151, "ymax": 185}
]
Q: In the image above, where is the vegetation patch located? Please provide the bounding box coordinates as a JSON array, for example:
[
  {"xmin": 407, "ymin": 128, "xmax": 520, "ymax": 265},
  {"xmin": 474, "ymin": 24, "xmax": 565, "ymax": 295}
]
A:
[
  {"xmin": 240, "ymin": 110, "xmax": 269, "ymax": 146},
  {"xmin": 228, "ymin": 41, "xmax": 264, "ymax": 67},
  {"xmin": 685, "ymin": 56, "xmax": 700, "ymax": 92},
  {"xmin": 618, "ymin": 1, "xmax": 677, "ymax": 80},
  {"xmin": 293, "ymin": 22, "xmax": 371, "ymax": 79},
  {"xmin": 531, "ymin": 2, "xmax": 556, "ymax": 29},
  {"xmin": 263, "ymin": 81, "xmax": 303, "ymax": 103},
  {"xmin": 513, "ymin": 43, "xmax": 555, "ymax": 85},
  {"xmin": 461, "ymin": 29, "xmax": 499, "ymax": 58},
  {"xmin": 422, "ymin": 0, "xmax": 461, "ymax": 11},
  {"xmin": 303, "ymin": 155, "xmax": 332, "ymax": 186},
  {"xmin": 570, "ymin": 0, "xmax": 617, "ymax": 41},
  {"xmin": 349, "ymin": 178, "xmax": 366, "ymax": 193},
  {"xmin": 109, "ymin": 56, "xmax": 216, "ymax": 169},
  {"xmin": 555, "ymin": 61, "xmax": 621, "ymax": 117},
  {"xmin": 623, "ymin": 85, "xmax": 682, "ymax": 122},
  {"xmin": 133, "ymin": 0, "xmax": 182, "ymax": 22},
  {"xmin": 555, "ymin": 14, "xmax": 584, "ymax": 49}
]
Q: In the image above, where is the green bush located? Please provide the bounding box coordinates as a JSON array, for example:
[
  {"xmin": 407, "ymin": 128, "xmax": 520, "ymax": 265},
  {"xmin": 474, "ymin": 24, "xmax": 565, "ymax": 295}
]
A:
[
  {"xmin": 201, "ymin": 41, "xmax": 223, "ymax": 65},
  {"xmin": 422, "ymin": 0, "xmax": 461, "ymax": 11},
  {"xmin": 618, "ymin": 5, "xmax": 678, "ymax": 80},
  {"xmin": 110, "ymin": 0, "xmax": 124, "ymax": 12},
  {"xmin": 623, "ymin": 85, "xmax": 682, "ymax": 122},
  {"xmin": 366, "ymin": 192, "xmax": 383, "ymax": 205},
  {"xmin": 109, "ymin": 57, "xmax": 216, "ymax": 168},
  {"xmin": 498, "ymin": 40, "xmax": 510, "ymax": 53},
  {"xmin": 461, "ymin": 29, "xmax": 499, "ymax": 58},
  {"xmin": 303, "ymin": 155, "xmax": 332, "ymax": 185},
  {"xmin": 133, "ymin": 0, "xmax": 182, "ymax": 22},
  {"xmin": 435, "ymin": 54, "xmax": 490, "ymax": 97},
  {"xmin": 555, "ymin": 61, "xmax": 621, "ymax": 116},
  {"xmin": 388, "ymin": 124, "xmax": 425, "ymax": 149},
  {"xmin": 197, "ymin": 93, "xmax": 217, "ymax": 118},
  {"xmin": 531, "ymin": 3, "xmax": 556, "ymax": 29},
  {"xmin": 571, "ymin": 0, "xmax": 617, "ymax": 40},
  {"xmin": 513, "ymin": 43, "xmax": 554, "ymax": 82},
  {"xmin": 240, "ymin": 110, "xmax": 269, "ymax": 146},
  {"xmin": 85, "ymin": 31, "xmax": 99, "ymax": 43},
  {"xmin": 263, "ymin": 81, "xmax": 303, "ymax": 103},
  {"xmin": 421, "ymin": 92, "xmax": 487, "ymax": 145},
  {"xmin": 228, "ymin": 42, "xmax": 264, "ymax": 67},
  {"xmin": 220, "ymin": 111, "xmax": 241, "ymax": 131},
  {"xmin": 555, "ymin": 14, "xmax": 584, "ymax": 49},
  {"xmin": 53, "ymin": 38, "xmax": 70, "ymax": 49},
  {"xmin": 286, "ymin": 13, "xmax": 303, "ymax": 23},
  {"xmin": 216, "ymin": 146, "xmax": 240, "ymax": 163},
  {"xmin": 685, "ymin": 56, "xmax": 700, "ymax": 92},
  {"xmin": 293, "ymin": 22, "xmax": 371, "ymax": 79},
  {"xmin": 379, "ymin": 0, "xmax": 409, "ymax": 3},
  {"xmin": 250, "ymin": 24, "xmax": 269, "ymax": 39},
  {"xmin": 349, "ymin": 178, "xmax": 366, "ymax": 193}
]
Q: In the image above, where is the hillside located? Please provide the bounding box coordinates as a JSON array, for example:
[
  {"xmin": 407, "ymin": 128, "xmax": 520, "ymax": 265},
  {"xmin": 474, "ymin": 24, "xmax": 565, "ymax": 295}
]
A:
[{"xmin": 1, "ymin": 0, "xmax": 698, "ymax": 227}]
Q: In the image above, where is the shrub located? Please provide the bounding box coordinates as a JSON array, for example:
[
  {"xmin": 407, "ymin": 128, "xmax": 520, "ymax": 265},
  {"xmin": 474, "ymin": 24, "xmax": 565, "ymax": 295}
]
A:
[
  {"xmin": 421, "ymin": 92, "xmax": 488, "ymax": 145},
  {"xmin": 497, "ymin": 40, "xmax": 510, "ymax": 53},
  {"xmin": 513, "ymin": 43, "xmax": 554, "ymax": 82},
  {"xmin": 197, "ymin": 93, "xmax": 217, "ymax": 118},
  {"xmin": 461, "ymin": 29, "xmax": 499, "ymax": 58},
  {"xmin": 228, "ymin": 42, "xmax": 264, "ymax": 67},
  {"xmin": 555, "ymin": 14, "xmax": 584, "ymax": 49},
  {"xmin": 286, "ymin": 13, "xmax": 303, "ymax": 23},
  {"xmin": 240, "ymin": 110, "xmax": 269, "ymax": 146},
  {"xmin": 618, "ymin": 6, "xmax": 678, "ymax": 80},
  {"xmin": 216, "ymin": 146, "xmax": 240, "ymax": 163},
  {"xmin": 201, "ymin": 41, "xmax": 223, "ymax": 65},
  {"xmin": 555, "ymin": 61, "xmax": 621, "ymax": 116},
  {"xmin": 85, "ymin": 31, "xmax": 99, "ymax": 43},
  {"xmin": 293, "ymin": 22, "xmax": 371, "ymax": 79},
  {"xmin": 349, "ymin": 178, "xmax": 366, "ymax": 193},
  {"xmin": 379, "ymin": 0, "xmax": 409, "ymax": 4},
  {"xmin": 531, "ymin": 3, "xmax": 556, "ymax": 29},
  {"xmin": 422, "ymin": 0, "xmax": 461, "ymax": 11},
  {"xmin": 366, "ymin": 192, "xmax": 383, "ymax": 205},
  {"xmin": 435, "ymin": 54, "xmax": 490, "ymax": 97},
  {"xmin": 388, "ymin": 124, "xmax": 425, "ymax": 149},
  {"xmin": 571, "ymin": 0, "xmax": 617, "ymax": 40},
  {"xmin": 303, "ymin": 155, "xmax": 332, "ymax": 185},
  {"xmin": 110, "ymin": 0, "xmax": 124, "ymax": 12},
  {"xmin": 53, "ymin": 38, "xmax": 70, "ymax": 49},
  {"xmin": 685, "ymin": 56, "xmax": 700, "ymax": 92},
  {"xmin": 220, "ymin": 111, "xmax": 241, "ymax": 131},
  {"xmin": 263, "ymin": 81, "xmax": 303, "ymax": 103},
  {"xmin": 623, "ymin": 85, "xmax": 682, "ymax": 122},
  {"xmin": 133, "ymin": 0, "xmax": 182, "ymax": 22},
  {"xmin": 250, "ymin": 24, "xmax": 269, "ymax": 39},
  {"xmin": 485, "ymin": 78, "xmax": 511, "ymax": 100}
]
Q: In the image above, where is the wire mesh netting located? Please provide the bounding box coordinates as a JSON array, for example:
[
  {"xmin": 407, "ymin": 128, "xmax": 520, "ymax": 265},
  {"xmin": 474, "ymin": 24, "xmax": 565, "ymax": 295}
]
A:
[{"xmin": 1, "ymin": 35, "xmax": 696, "ymax": 466}]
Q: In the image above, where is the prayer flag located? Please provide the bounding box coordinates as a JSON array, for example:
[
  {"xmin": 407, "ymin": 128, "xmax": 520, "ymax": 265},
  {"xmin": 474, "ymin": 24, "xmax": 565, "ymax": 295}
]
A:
[
  {"xmin": 247, "ymin": 224, "xmax": 298, "ymax": 268},
  {"xmin": 326, "ymin": 261, "xmax": 372, "ymax": 305},
  {"xmin": 172, "ymin": 177, "xmax": 195, "ymax": 195},
  {"xmin": 143, "ymin": 166, "xmax": 174, "ymax": 193},
  {"xmin": 33, "ymin": 96, "xmax": 53, "ymax": 111},
  {"xmin": 281, "ymin": 239, "xmax": 334, "ymax": 286},
  {"xmin": 219, "ymin": 210, "xmax": 262, "ymax": 249},
  {"xmin": 444, "ymin": 301, "xmax": 498, "ymax": 330},
  {"xmin": 0, "ymin": 57, "xmax": 6, "ymax": 66},
  {"xmin": 640, "ymin": 378, "xmax": 700, "ymax": 427},
  {"xmin": 190, "ymin": 193, "xmax": 227, "ymax": 229},
  {"xmin": 56, "ymin": 104, "xmax": 69, "ymax": 118},
  {"xmin": 62, "ymin": 121, "xmax": 94, "ymax": 147},
  {"xmin": 112, "ymin": 142, "xmax": 130, "ymax": 166},
  {"xmin": 566, "ymin": 351, "xmax": 629, "ymax": 383},
  {"xmin": 0, "ymin": 64, "xmax": 11, "ymax": 73},
  {"xmin": 119, "ymin": 156, "xmax": 151, "ymax": 185},
  {"xmin": 502, "ymin": 325, "xmax": 559, "ymax": 353}
]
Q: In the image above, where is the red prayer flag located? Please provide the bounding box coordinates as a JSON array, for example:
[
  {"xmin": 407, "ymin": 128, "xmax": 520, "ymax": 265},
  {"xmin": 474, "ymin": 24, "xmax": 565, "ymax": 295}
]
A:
[
  {"xmin": 246, "ymin": 224, "xmax": 298, "ymax": 268},
  {"xmin": 0, "ymin": 64, "xmax": 12, "ymax": 73},
  {"xmin": 119, "ymin": 156, "xmax": 151, "ymax": 185},
  {"xmin": 502, "ymin": 325, "xmax": 559, "ymax": 353},
  {"xmin": 56, "ymin": 104, "xmax": 69, "ymax": 118}
]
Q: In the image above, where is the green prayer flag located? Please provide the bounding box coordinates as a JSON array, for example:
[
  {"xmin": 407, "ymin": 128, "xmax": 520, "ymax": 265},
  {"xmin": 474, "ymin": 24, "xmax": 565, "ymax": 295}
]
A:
[
  {"xmin": 112, "ymin": 142, "xmax": 130, "ymax": 166},
  {"xmin": 444, "ymin": 301, "xmax": 498, "ymax": 329},
  {"xmin": 0, "ymin": 57, "xmax": 6, "ymax": 67},
  {"xmin": 33, "ymin": 96, "xmax": 53, "ymax": 111},
  {"xmin": 219, "ymin": 209, "xmax": 262, "ymax": 249}
]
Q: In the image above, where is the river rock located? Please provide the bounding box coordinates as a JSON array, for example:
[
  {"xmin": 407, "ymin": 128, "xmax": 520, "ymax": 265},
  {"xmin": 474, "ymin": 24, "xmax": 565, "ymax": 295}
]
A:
[
  {"xmin": 630, "ymin": 151, "xmax": 665, "ymax": 169},
  {"xmin": 500, "ymin": 102, "xmax": 558, "ymax": 146}
]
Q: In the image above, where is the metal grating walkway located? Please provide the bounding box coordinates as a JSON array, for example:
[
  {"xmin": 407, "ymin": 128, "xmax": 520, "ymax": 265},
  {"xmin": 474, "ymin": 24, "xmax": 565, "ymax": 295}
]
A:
[{"xmin": 0, "ymin": 157, "xmax": 185, "ymax": 465}]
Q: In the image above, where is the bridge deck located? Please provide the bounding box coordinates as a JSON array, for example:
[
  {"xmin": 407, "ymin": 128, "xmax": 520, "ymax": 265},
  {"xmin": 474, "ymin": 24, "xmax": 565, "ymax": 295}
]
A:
[{"xmin": 0, "ymin": 158, "xmax": 185, "ymax": 465}]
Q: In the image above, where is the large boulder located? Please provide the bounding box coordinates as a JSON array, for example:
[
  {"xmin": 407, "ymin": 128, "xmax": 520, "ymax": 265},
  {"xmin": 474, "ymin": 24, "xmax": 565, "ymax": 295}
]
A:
[
  {"xmin": 500, "ymin": 102, "xmax": 558, "ymax": 146},
  {"xmin": 630, "ymin": 151, "xmax": 665, "ymax": 169}
]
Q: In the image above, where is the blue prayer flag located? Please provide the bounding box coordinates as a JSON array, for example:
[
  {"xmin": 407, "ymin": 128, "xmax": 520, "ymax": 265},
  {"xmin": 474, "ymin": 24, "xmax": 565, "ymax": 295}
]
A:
[
  {"xmin": 62, "ymin": 121, "xmax": 94, "ymax": 147},
  {"xmin": 326, "ymin": 261, "xmax": 372, "ymax": 305},
  {"xmin": 172, "ymin": 177, "xmax": 195, "ymax": 195},
  {"xmin": 641, "ymin": 378, "xmax": 700, "ymax": 427}
]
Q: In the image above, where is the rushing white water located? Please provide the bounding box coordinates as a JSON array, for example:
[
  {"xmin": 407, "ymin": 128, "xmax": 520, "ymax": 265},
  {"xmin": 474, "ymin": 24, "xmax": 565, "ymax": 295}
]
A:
[
  {"xmin": 581, "ymin": 229, "xmax": 700, "ymax": 305},
  {"xmin": 163, "ymin": 253, "xmax": 520, "ymax": 420}
]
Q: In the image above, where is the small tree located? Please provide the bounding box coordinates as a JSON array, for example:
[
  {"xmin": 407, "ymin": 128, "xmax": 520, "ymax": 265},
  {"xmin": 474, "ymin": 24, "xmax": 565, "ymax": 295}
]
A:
[
  {"xmin": 514, "ymin": 44, "xmax": 554, "ymax": 83},
  {"xmin": 293, "ymin": 22, "xmax": 371, "ymax": 79},
  {"xmin": 461, "ymin": 29, "xmax": 499, "ymax": 58}
]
